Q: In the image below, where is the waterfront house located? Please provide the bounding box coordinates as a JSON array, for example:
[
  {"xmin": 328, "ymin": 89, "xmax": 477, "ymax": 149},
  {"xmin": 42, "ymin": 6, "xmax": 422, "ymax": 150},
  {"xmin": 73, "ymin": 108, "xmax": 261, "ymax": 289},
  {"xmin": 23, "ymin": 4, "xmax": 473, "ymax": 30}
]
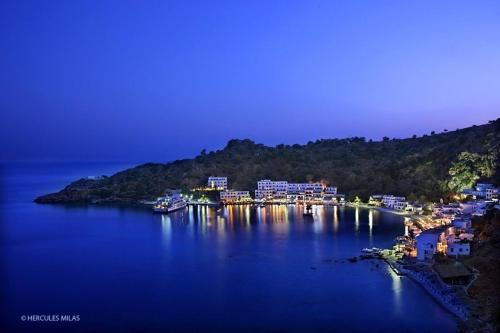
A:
[
  {"xmin": 207, "ymin": 176, "xmax": 228, "ymax": 190},
  {"xmin": 459, "ymin": 202, "xmax": 475, "ymax": 214}
]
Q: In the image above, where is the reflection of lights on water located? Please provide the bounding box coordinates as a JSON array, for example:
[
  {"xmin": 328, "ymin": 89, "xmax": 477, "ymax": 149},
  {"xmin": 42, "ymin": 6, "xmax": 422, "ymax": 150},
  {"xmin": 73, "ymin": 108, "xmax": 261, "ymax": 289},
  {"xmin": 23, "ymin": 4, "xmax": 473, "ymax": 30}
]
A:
[
  {"xmin": 389, "ymin": 266, "xmax": 402, "ymax": 312},
  {"xmin": 162, "ymin": 204, "xmax": 390, "ymax": 247},
  {"xmin": 201, "ymin": 206, "xmax": 207, "ymax": 225},
  {"xmin": 217, "ymin": 216, "xmax": 225, "ymax": 237},
  {"xmin": 405, "ymin": 225, "xmax": 409, "ymax": 237},
  {"xmin": 161, "ymin": 214, "xmax": 171, "ymax": 241},
  {"xmin": 333, "ymin": 206, "xmax": 339, "ymax": 232},
  {"xmin": 245, "ymin": 206, "xmax": 250, "ymax": 226},
  {"xmin": 355, "ymin": 207, "xmax": 359, "ymax": 232},
  {"xmin": 227, "ymin": 205, "xmax": 233, "ymax": 224},
  {"xmin": 368, "ymin": 209, "xmax": 373, "ymax": 241},
  {"xmin": 188, "ymin": 205, "xmax": 194, "ymax": 222}
]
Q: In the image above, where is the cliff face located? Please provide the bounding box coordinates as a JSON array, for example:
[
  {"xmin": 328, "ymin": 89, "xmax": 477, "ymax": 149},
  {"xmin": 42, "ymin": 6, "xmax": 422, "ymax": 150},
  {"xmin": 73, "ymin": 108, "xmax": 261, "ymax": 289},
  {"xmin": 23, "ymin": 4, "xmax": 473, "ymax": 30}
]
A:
[
  {"xmin": 35, "ymin": 119, "xmax": 500, "ymax": 204},
  {"xmin": 465, "ymin": 210, "xmax": 500, "ymax": 329}
]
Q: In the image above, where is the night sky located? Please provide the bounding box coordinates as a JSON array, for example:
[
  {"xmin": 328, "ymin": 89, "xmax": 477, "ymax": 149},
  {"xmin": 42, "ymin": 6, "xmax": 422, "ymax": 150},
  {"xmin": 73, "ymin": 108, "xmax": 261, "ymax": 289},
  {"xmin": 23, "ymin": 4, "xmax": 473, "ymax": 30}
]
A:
[{"xmin": 1, "ymin": 0, "xmax": 499, "ymax": 162}]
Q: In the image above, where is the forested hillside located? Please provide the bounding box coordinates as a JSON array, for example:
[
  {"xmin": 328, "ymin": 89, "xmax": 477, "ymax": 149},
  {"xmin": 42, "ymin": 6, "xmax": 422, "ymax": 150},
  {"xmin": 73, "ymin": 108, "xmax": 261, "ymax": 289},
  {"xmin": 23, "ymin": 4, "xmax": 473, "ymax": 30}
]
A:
[{"xmin": 35, "ymin": 119, "xmax": 500, "ymax": 204}]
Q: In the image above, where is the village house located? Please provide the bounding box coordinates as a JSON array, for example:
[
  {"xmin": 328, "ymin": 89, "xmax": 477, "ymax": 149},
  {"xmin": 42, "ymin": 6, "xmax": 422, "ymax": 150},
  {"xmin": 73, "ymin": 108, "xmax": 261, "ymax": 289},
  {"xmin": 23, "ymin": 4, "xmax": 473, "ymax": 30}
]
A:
[
  {"xmin": 433, "ymin": 203, "xmax": 462, "ymax": 219},
  {"xmin": 446, "ymin": 236, "xmax": 471, "ymax": 257},
  {"xmin": 415, "ymin": 228, "xmax": 448, "ymax": 261},
  {"xmin": 416, "ymin": 229, "xmax": 442, "ymax": 261},
  {"xmin": 451, "ymin": 216, "xmax": 472, "ymax": 230},
  {"xmin": 463, "ymin": 183, "xmax": 498, "ymax": 200},
  {"xmin": 471, "ymin": 200, "xmax": 489, "ymax": 216}
]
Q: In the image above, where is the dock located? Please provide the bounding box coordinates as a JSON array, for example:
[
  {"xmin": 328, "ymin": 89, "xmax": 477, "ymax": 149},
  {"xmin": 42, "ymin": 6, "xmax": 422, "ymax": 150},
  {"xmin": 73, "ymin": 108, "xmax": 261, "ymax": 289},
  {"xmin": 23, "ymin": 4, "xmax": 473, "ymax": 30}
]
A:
[{"xmin": 360, "ymin": 248, "xmax": 405, "ymax": 276}]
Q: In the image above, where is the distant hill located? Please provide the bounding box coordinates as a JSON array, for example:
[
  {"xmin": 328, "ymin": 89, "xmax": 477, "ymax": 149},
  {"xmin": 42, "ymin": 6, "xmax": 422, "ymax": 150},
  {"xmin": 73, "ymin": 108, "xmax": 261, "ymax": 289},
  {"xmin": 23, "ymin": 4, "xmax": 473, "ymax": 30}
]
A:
[{"xmin": 35, "ymin": 119, "xmax": 500, "ymax": 204}]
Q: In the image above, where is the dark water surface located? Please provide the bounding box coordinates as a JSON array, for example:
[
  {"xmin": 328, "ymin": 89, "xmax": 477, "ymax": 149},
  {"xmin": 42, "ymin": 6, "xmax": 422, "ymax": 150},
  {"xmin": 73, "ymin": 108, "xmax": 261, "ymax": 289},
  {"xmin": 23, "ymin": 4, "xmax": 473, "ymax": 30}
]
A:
[{"xmin": 1, "ymin": 162, "xmax": 457, "ymax": 332}]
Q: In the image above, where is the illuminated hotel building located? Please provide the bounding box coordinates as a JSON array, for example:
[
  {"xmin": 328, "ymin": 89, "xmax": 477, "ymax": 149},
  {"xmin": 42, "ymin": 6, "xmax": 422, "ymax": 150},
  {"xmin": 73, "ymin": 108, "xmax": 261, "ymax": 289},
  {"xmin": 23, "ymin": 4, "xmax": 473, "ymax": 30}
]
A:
[
  {"xmin": 207, "ymin": 176, "xmax": 228, "ymax": 190},
  {"xmin": 220, "ymin": 190, "xmax": 251, "ymax": 203}
]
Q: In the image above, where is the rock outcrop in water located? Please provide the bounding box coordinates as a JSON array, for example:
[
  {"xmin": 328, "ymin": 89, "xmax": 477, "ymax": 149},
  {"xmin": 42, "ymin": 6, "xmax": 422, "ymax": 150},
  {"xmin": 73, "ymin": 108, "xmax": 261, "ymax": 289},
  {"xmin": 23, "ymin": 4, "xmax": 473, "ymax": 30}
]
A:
[{"xmin": 35, "ymin": 119, "xmax": 500, "ymax": 204}]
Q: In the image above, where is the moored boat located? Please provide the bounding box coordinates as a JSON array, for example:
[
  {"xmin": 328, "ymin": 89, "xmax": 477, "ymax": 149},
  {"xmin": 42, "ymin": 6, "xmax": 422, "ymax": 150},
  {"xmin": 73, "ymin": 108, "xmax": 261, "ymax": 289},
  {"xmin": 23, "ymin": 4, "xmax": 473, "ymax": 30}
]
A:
[{"xmin": 153, "ymin": 194, "xmax": 187, "ymax": 214}]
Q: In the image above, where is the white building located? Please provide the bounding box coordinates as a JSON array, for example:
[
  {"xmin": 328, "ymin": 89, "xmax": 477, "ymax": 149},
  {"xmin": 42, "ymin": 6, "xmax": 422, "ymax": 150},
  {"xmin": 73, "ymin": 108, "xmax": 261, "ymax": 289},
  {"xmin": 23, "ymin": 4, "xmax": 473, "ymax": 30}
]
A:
[
  {"xmin": 286, "ymin": 182, "xmax": 322, "ymax": 193},
  {"xmin": 207, "ymin": 176, "xmax": 228, "ymax": 190},
  {"xmin": 446, "ymin": 237, "xmax": 470, "ymax": 257},
  {"xmin": 324, "ymin": 186, "xmax": 337, "ymax": 195},
  {"xmin": 486, "ymin": 187, "xmax": 498, "ymax": 200},
  {"xmin": 463, "ymin": 183, "xmax": 498, "ymax": 200},
  {"xmin": 394, "ymin": 201, "xmax": 408, "ymax": 210},
  {"xmin": 382, "ymin": 195, "xmax": 406, "ymax": 208},
  {"xmin": 368, "ymin": 195, "xmax": 384, "ymax": 206},
  {"xmin": 433, "ymin": 203, "xmax": 462, "ymax": 218},
  {"xmin": 220, "ymin": 190, "xmax": 251, "ymax": 203},
  {"xmin": 472, "ymin": 201, "xmax": 489, "ymax": 216},
  {"xmin": 255, "ymin": 180, "xmax": 325, "ymax": 201},
  {"xmin": 255, "ymin": 189, "xmax": 273, "ymax": 200},
  {"xmin": 452, "ymin": 217, "xmax": 472, "ymax": 230},
  {"xmin": 416, "ymin": 229, "xmax": 444, "ymax": 261},
  {"xmin": 459, "ymin": 202, "xmax": 475, "ymax": 214},
  {"xmin": 405, "ymin": 203, "xmax": 423, "ymax": 214},
  {"xmin": 257, "ymin": 180, "xmax": 288, "ymax": 191}
]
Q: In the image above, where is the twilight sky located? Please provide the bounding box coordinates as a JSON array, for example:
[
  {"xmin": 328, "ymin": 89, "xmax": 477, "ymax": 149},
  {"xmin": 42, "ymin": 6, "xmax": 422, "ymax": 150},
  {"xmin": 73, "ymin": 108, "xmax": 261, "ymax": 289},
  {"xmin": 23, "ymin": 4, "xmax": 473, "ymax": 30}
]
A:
[{"xmin": 1, "ymin": 0, "xmax": 499, "ymax": 162}]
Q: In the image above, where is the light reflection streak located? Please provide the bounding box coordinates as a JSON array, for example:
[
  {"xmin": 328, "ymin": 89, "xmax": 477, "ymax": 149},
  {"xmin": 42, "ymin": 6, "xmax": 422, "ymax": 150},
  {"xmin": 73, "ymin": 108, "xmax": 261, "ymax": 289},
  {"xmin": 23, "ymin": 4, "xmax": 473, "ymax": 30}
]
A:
[
  {"xmin": 333, "ymin": 205, "xmax": 339, "ymax": 233},
  {"xmin": 389, "ymin": 266, "xmax": 402, "ymax": 313},
  {"xmin": 368, "ymin": 209, "xmax": 373, "ymax": 242},
  {"xmin": 161, "ymin": 214, "xmax": 171, "ymax": 242},
  {"xmin": 313, "ymin": 205, "xmax": 324, "ymax": 234},
  {"xmin": 355, "ymin": 207, "xmax": 359, "ymax": 233},
  {"xmin": 245, "ymin": 205, "xmax": 250, "ymax": 226}
]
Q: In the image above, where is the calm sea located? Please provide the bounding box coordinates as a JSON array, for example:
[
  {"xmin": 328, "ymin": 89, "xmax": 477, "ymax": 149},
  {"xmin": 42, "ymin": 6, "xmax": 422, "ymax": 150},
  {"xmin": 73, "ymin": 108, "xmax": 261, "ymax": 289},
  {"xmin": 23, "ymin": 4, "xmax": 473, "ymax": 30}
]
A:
[{"xmin": 0, "ymin": 162, "xmax": 457, "ymax": 332}]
